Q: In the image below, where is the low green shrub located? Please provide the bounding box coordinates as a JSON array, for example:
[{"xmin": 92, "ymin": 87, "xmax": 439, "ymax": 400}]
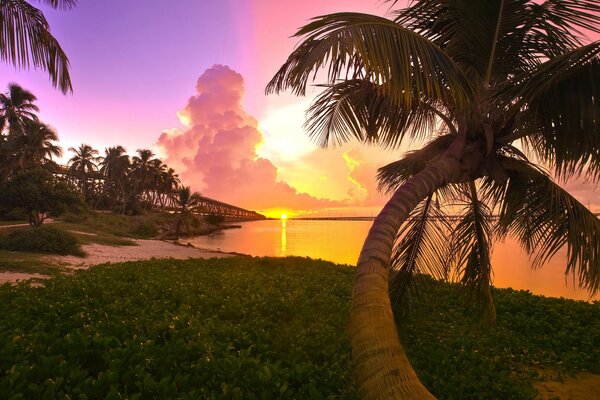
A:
[
  {"xmin": 131, "ymin": 220, "xmax": 158, "ymax": 238},
  {"xmin": 0, "ymin": 226, "xmax": 83, "ymax": 256},
  {"xmin": 0, "ymin": 258, "xmax": 597, "ymax": 399}
]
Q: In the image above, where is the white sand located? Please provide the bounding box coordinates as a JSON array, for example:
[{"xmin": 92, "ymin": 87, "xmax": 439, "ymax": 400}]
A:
[
  {"xmin": 0, "ymin": 239, "xmax": 233, "ymax": 284},
  {"xmin": 0, "ymin": 272, "xmax": 47, "ymax": 285}
]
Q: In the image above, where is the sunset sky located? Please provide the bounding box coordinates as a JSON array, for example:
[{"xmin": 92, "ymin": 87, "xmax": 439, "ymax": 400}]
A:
[{"xmin": 1, "ymin": 0, "xmax": 598, "ymax": 217}]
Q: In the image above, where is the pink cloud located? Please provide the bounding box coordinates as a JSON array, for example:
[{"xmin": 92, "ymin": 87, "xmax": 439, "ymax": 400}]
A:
[{"xmin": 157, "ymin": 65, "xmax": 340, "ymax": 211}]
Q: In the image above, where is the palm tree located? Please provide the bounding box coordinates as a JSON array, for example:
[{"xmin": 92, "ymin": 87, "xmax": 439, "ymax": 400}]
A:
[
  {"xmin": 160, "ymin": 167, "xmax": 180, "ymax": 208},
  {"xmin": 267, "ymin": 1, "xmax": 600, "ymax": 398},
  {"xmin": 173, "ymin": 186, "xmax": 201, "ymax": 239},
  {"xmin": 97, "ymin": 145, "xmax": 130, "ymax": 208},
  {"xmin": 68, "ymin": 143, "xmax": 99, "ymax": 200},
  {"xmin": 131, "ymin": 148, "xmax": 156, "ymax": 202},
  {"xmin": 0, "ymin": 83, "xmax": 40, "ymax": 135},
  {"xmin": 8, "ymin": 120, "xmax": 62, "ymax": 170},
  {"xmin": 0, "ymin": 0, "xmax": 75, "ymax": 93}
]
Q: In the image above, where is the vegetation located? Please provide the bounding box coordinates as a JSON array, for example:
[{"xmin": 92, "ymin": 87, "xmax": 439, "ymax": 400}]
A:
[
  {"xmin": 0, "ymin": 257, "xmax": 597, "ymax": 399},
  {"xmin": 0, "ymin": 225, "xmax": 83, "ymax": 256},
  {"xmin": 0, "ymin": 168, "xmax": 85, "ymax": 226},
  {"xmin": 173, "ymin": 186, "xmax": 202, "ymax": 239},
  {"xmin": 268, "ymin": 0, "xmax": 600, "ymax": 396},
  {"xmin": 0, "ymin": 0, "xmax": 74, "ymax": 93},
  {"xmin": 0, "ymin": 83, "xmax": 220, "ymax": 240}
]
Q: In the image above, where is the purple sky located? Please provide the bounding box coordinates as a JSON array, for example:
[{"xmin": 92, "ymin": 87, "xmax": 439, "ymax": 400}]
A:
[{"xmin": 0, "ymin": 1, "xmax": 597, "ymax": 215}]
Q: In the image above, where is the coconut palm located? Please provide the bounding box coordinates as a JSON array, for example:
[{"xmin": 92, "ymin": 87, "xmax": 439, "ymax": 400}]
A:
[
  {"xmin": 173, "ymin": 186, "xmax": 201, "ymax": 239},
  {"xmin": 0, "ymin": 0, "xmax": 75, "ymax": 93},
  {"xmin": 97, "ymin": 145, "xmax": 130, "ymax": 207},
  {"xmin": 8, "ymin": 120, "xmax": 62, "ymax": 170},
  {"xmin": 68, "ymin": 143, "xmax": 99, "ymax": 200},
  {"xmin": 267, "ymin": 1, "xmax": 600, "ymax": 398},
  {"xmin": 0, "ymin": 83, "xmax": 39, "ymax": 135}
]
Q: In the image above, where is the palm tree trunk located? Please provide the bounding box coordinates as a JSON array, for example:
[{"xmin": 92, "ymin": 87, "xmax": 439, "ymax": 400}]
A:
[{"xmin": 350, "ymin": 156, "xmax": 461, "ymax": 400}]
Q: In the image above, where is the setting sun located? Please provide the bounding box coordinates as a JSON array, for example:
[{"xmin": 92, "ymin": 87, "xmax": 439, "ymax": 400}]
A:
[{"xmin": 281, "ymin": 213, "xmax": 287, "ymax": 220}]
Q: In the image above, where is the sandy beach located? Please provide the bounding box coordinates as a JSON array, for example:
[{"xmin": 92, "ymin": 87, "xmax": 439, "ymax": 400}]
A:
[{"xmin": 0, "ymin": 239, "xmax": 233, "ymax": 285}]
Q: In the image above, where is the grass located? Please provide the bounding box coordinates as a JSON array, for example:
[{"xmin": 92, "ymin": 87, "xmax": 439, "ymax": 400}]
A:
[
  {"xmin": 0, "ymin": 250, "xmax": 61, "ymax": 275},
  {"xmin": 54, "ymin": 222, "xmax": 137, "ymax": 247},
  {"xmin": 0, "ymin": 257, "xmax": 598, "ymax": 399}
]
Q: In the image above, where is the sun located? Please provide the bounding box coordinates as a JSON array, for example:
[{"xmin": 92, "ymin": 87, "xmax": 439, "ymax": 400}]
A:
[{"xmin": 281, "ymin": 213, "xmax": 287, "ymax": 220}]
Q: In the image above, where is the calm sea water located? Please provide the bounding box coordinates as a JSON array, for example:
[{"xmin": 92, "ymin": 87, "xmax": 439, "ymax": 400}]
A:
[{"xmin": 189, "ymin": 219, "xmax": 598, "ymax": 301}]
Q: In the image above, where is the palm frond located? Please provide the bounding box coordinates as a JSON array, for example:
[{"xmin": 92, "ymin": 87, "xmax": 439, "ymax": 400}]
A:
[
  {"xmin": 395, "ymin": 0, "xmax": 600, "ymax": 82},
  {"xmin": 0, "ymin": 0, "xmax": 72, "ymax": 93},
  {"xmin": 377, "ymin": 134, "xmax": 455, "ymax": 193},
  {"xmin": 496, "ymin": 42, "xmax": 600, "ymax": 179},
  {"xmin": 306, "ymin": 79, "xmax": 442, "ymax": 148},
  {"xmin": 451, "ymin": 182, "xmax": 494, "ymax": 301},
  {"xmin": 266, "ymin": 12, "xmax": 473, "ymax": 113},
  {"xmin": 389, "ymin": 194, "xmax": 453, "ymax": 309},
  {"xmin": 34, "ymin": 0, "xmax": 77, "ymax": 10},
  {"xmin": 495, "ymin": 157, "xmax": 600, "ymax": 295}
]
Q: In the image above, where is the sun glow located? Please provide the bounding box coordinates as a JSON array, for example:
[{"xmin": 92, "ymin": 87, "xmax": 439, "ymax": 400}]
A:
[{"xmin": 281, "ymin": 213, "xmax": 287, "ymax": 220}]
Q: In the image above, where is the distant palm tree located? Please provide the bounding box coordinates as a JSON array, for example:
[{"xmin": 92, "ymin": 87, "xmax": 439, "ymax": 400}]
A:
[
  {"xmin": 160, "ymin": 167, "xmax": 180, "ymax": 208},
  {"xmin": 268, "ymin": 0, "xmax": 600, "ymax": 398},
  {"xmin": 97, "ymin": 145, "xmax": 130, "ymax": 208},
  {"xmin": 174, "ymin": 186, "xmax": 201, "ymax": 239},
  {"xmin": 68, "ymin": 143, "xmax": 99, "ymax": 200},
  {"xmin": 0, "ymin": 84, "xmax": 39, "ymax": 135},
  {"xmin": 131, "ymin": 148, "xmax": 156, "ymax": 202},
  {"xmin": 0, "ymin": 0, "xmax": 75, "ymax": 93}
]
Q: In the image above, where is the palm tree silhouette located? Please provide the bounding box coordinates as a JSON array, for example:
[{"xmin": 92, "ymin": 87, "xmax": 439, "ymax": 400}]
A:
[
  {"xmin": 0, "ymin": 84, "xmax": 39, "ymax": 136},
  {"xmin": 68, "ymin": 144, "xmax": 99, "ymax": 200},
  {"xmin": 174, "ymin": 186, "xmax": 201, "ymax": 239},
  {"xmin": 268, "ymin": 1, "xmax": 600, "ymax": 398}
]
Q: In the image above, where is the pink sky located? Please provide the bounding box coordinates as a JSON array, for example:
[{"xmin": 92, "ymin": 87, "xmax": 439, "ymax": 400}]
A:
[{"xmin": 0, "ymin": 0, "xmax": 598, "ymax": 217}]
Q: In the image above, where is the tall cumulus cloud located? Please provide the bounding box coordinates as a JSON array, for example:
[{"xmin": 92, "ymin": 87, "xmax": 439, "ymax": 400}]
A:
[{"xmin": 157, "ymin": 65, "xmax": 340, "ymax": 211}]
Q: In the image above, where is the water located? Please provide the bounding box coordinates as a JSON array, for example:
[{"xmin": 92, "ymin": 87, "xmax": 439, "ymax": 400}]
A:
[{"xmin": 189, "ymin": 219, "xmax": 598, "ymax": 301}]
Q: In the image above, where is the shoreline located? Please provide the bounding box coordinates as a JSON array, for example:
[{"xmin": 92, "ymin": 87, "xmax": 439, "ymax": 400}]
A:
[{"xmin": 0, "ymin": 238, "xmax": 238, "ymax": 285}]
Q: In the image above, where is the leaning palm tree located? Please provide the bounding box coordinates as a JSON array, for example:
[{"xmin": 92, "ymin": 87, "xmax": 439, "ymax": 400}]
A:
[
  {"xmin": 0, "ymin": 0, "xmax": 75, "ymax": 92},
  {"xmin": 267, "ymin": 1, "xmax": 600, "ymax": 398}
]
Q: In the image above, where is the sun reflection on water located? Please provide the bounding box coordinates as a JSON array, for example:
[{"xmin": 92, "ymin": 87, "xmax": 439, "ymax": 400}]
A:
[{"xmin": 280, "ymin": 219, "xmax": 287, "ymax": 256}]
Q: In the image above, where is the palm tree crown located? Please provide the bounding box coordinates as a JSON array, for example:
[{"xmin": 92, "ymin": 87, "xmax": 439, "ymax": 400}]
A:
[{"xmin": 268, "ymin": 1, "xmax": 600, "ymax": 398}]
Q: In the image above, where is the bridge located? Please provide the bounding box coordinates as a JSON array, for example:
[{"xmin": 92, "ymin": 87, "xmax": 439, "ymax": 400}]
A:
[
  {"xmin": 51, "ymin": 164, "xmax": 265, "ymax": 221},
  {"xmin": 292, "ymin": 213, "xmax": 600, "ymax": 221},
  {"xmin": 192, "ymin": 196, "xmax": 265, "ymax": 221}
]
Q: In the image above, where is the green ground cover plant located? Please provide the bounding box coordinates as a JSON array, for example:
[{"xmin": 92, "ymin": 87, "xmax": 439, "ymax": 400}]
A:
[{"xmin": 0, "ymin": 257, "xmax": 597, "ymax": 399}]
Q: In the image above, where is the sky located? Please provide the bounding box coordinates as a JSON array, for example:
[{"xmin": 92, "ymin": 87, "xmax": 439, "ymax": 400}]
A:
[{"xmin": 1, "ymin": 0, "xmax": 598, "ymax": 218}]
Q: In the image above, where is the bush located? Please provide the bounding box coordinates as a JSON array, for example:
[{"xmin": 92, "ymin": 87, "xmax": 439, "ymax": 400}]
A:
[
  {"xmin": 131, "ymin": 220, "xmax": 158, "ymax": 238},
  {"xmin": 0, "ymin": 208, "xmax": 28, "ymax": 221},
  {"xmin": 0, "ymin": 168, "xmax": 86, "ymax": 226},
  {"xmin": 0, "ymin": 226, "xmax": 83, "ymax": 256}
]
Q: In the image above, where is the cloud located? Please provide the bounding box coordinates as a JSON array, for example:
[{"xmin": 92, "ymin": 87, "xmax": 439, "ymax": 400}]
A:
[{"xmin": 156, "ymin": 65, "xmax": 340, "ymax": 212}]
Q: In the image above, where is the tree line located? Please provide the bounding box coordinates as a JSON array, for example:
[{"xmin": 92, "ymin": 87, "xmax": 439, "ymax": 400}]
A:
[{"xmin": 0, "ymin": 83, "xmax": 201, "ymax": 222}]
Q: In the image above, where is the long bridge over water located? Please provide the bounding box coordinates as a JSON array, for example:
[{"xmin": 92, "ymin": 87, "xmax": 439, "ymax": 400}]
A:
[
  {"xmin": 291, "ymin": 214, "xmax": 600, "ymax": 221},
  {"xmin": 52, "ymin": 164, "xmax": 265, "ymax": 221}
]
